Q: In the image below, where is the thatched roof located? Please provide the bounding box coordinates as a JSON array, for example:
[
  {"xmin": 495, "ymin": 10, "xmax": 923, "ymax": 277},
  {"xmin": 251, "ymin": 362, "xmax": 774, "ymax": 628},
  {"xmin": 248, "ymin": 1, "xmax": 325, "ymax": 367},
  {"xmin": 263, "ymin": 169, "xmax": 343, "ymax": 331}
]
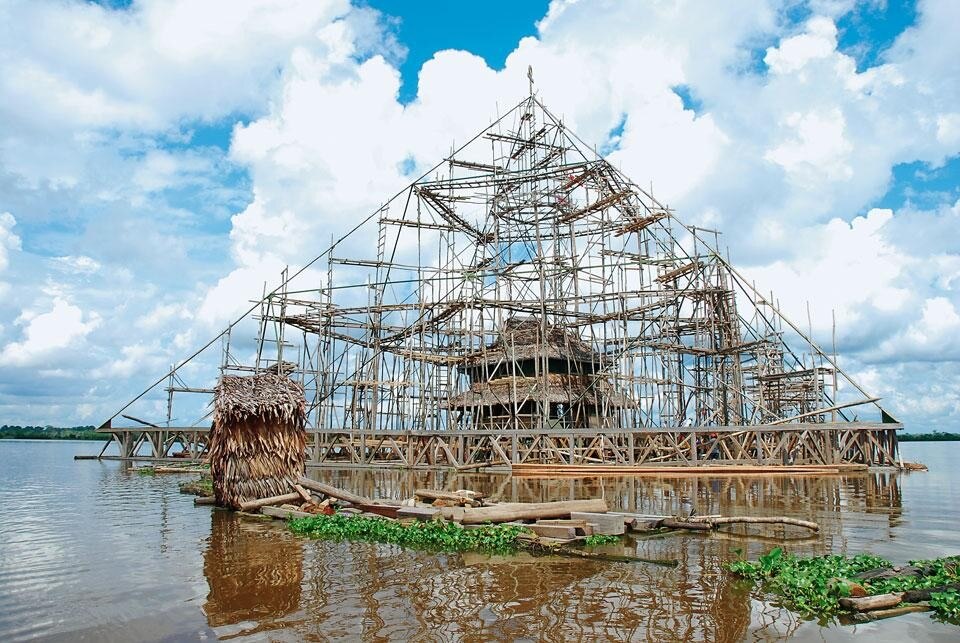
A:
[
  {"xmin": 444, "ymin": 373, "xmax": 632, "ymax": 409},
  {"xmin": 460, "ymin": 317, "xmax": 601, "ymax": 368},
  {"xmin": 213, "ymin": 373, "xmax": 306, "ymax": 427}
]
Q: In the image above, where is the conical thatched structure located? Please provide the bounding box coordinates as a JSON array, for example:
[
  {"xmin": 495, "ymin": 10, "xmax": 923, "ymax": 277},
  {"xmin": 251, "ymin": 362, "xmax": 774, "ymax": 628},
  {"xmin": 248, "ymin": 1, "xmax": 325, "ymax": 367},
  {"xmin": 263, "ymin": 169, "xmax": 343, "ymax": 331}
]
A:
[{"xmin": 208, "ymin": 373, "xmax": 307, "ymax": 510}]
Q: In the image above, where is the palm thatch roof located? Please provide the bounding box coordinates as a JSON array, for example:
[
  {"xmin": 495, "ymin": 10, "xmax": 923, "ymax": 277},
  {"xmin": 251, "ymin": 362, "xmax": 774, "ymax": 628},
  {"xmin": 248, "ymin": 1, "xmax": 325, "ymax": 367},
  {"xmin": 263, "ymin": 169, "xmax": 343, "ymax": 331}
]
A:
[{"xmin": 212, "ymin": 373, "xmax": 306, "ymax": 427}]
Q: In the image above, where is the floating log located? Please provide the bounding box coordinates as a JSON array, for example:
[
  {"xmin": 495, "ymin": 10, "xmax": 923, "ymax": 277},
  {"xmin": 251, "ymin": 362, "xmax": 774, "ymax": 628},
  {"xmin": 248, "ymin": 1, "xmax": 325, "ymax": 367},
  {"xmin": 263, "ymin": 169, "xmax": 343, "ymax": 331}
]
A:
[
  {"xmin": 662, "ymin": 515, "xmax": 819, "ymax": 532},
  {"xmin": 901, "ymin": 583, "xmax": 960, "ymax": 602},
  {"xmin": 193, "ymin": 496, "xmax": 217, "ymax": 506},
  {"xmin": 414, "ymin": 489, "xmax": 480, "ymax": 507},
  {"xmin": 296, "ymin": 477, "xmax": 372, "ymax": 506},
  {"xmin": 698, "ymin": 516, "xmax": 820, "ymax": 532},
  {"xmin": 439, "ymin": 506, "xmax": 466, "ymax": 522},
  {"xmin": 852, "ymin": 565, "xmax": 924, "ymax": 581},
  {"xmin": 662, "ymin": 518, "xmax": 712, "ymax": 531},
  {"xmin": 856, "ymin": 604, "xmax": 931, "ymax": 621},
  {"xmin": 239, "ymin": 492, "xmax": 302, "ymax": 512},
  {"xmin": 262, "ymin": 505, "xmax": 314, "ymax": 520},
  {"xmin": 458, "ymin": 499, "xmax": 608, "ymax": 525},
  {"xmin": 839, "ymin": 592, "xmax": 904, "ymax": 611}
]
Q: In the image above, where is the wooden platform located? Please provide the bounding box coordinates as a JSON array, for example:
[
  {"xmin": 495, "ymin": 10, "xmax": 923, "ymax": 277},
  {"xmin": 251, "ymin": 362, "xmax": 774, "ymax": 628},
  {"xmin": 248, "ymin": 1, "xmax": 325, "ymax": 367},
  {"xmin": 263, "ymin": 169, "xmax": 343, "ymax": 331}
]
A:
[{"xmin": 85, "ymin": 422, "xmax": 901, "ymax": 471}]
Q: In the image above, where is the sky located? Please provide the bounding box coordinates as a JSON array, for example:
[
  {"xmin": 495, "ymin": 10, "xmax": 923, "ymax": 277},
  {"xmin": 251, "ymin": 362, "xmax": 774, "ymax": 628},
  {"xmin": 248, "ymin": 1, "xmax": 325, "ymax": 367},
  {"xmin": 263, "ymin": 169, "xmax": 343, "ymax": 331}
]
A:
[{"xmin": 0, "ymin": 0, "xmax": 957, "ymax": 431}]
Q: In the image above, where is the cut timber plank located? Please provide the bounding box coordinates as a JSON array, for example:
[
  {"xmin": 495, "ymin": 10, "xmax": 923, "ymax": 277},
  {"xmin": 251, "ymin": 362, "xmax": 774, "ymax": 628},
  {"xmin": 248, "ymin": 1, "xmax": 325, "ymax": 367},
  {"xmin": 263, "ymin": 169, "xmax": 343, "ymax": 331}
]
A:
[
  {"xmin": 528, "ymin": 524, "xmax": 578, "ymax": 539},
  {"xmin": 396, "ymin": 506, "xmax": 440, "ymax": 521},
  {"xmin": 262, "ymin": 505, "xmax": 313, "ymax": 520},
  {"xmin": 570, "ymin": 511, "xmax": 625, "ymax": 535},
  {"xmin": 352, "ymin": 503, "xmax": 401, "ymax": 519},
  {"xmin": 535, "ymin": 519, "xmax": 594, "ymax": 536},
  {"xmin": 459, "ymin": 499, "xmax": 608, "ymax": 525}
]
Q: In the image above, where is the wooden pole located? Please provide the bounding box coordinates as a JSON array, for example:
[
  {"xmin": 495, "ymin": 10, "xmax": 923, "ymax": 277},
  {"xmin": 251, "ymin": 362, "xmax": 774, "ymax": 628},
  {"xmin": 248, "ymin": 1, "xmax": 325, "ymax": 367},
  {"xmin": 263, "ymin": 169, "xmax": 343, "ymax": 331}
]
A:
[
  {"xmin": 239, "ymin": 492, "xmax": 302, "ymax": 512},
  {"xmin": 296, "ymin": 476, "xmax": 372, "ymax": 506}
]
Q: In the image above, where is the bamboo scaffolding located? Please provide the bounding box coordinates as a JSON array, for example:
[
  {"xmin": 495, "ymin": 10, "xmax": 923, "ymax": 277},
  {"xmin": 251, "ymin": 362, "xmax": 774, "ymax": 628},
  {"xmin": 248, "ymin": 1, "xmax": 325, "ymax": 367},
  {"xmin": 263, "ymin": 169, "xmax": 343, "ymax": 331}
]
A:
[{"xmin": 98, "ymin": 86, "xmax": 903, "ymax": 472}]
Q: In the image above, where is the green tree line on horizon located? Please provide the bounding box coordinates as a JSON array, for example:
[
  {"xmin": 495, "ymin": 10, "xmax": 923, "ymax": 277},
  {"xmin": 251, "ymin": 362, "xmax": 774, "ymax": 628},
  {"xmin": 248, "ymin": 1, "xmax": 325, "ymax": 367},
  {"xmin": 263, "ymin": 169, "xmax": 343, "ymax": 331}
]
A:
[
  {"xmin": 0, "ymin": 425, "xmax": 103, "ymax": 440},
  {"xmin": 898, "ymin": 431, "xmax": 960, "ymax": 442}
]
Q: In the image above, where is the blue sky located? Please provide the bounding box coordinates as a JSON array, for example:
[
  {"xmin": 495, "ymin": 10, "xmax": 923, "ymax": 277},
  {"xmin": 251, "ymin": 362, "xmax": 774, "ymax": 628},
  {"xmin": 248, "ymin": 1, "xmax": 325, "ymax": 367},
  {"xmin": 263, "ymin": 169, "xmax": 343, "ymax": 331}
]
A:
[
  {"xmin": 0, "ymin": 0, "xmax": 958, "ymax": 430},
  {"xmin": 364, "ymin": 1, "xmax": 550, "ymax": 103}
]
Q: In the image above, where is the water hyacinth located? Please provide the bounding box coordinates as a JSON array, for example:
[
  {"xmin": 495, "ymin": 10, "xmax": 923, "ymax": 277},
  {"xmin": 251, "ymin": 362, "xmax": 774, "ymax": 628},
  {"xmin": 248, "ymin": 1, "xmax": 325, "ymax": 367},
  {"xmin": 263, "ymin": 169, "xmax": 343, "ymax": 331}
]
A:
[
  {"xmin": 288, "ymin": 513, "xmax": 530, "ymax": 553},
  {"xmin": 727, "ymin": 548, "xmax": 960, "ymax": 623}
]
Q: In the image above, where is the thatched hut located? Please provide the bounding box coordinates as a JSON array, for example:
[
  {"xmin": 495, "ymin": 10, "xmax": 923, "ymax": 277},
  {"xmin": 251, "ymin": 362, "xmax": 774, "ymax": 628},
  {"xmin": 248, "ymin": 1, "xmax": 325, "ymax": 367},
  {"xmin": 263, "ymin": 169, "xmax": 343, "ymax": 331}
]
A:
[
  {"xmin": 208, "ymin": 373, "xmax": 307, "ymax": 510},
  {"xmin": 446, "ymin": 317, "xmax": 629, "ymax": 430}
]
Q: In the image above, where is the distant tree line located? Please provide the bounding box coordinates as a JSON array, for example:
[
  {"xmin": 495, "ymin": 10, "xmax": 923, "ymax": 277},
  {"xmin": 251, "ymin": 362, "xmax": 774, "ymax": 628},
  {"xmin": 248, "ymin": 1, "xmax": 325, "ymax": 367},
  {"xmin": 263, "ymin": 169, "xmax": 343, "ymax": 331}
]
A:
[
  {"xmin": 0, "ymin": 425, "xmax": 104, "ymax": 440},
  {"xmin": 898, "ymin": 431, "xmax": 960, "ymax": 442}
]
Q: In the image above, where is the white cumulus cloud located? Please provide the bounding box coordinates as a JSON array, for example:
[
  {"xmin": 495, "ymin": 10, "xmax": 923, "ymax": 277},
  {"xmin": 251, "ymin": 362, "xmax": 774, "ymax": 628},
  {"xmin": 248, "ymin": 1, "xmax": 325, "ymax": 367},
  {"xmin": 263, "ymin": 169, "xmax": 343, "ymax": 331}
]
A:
[{"xmin": 0, "ymin": 298, "xmax": 101, "ymax": 366}]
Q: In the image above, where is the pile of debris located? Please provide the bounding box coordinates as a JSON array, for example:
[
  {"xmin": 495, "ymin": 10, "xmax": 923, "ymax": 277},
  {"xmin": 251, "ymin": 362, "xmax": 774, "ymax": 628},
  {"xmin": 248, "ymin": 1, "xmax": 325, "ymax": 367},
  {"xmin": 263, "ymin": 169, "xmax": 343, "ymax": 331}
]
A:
[{"xmin": 195, "ymin": 476, "xmax": 820, "ymax": 549}]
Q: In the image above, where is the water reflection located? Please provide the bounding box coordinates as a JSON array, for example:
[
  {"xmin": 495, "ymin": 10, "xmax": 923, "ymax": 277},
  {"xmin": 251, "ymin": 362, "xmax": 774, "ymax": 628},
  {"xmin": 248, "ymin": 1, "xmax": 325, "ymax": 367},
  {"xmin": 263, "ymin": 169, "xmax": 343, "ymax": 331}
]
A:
[
  {"xmin": 196, "ymin": 466, "xmax": 911, "ymax": 641},
  {"xmin": 203, "ymin": 510, "xmax": 303, "ymax": 638},
  {"xmin": 4, "ymin": 441, "xmax": 954, "ymax": 641},
  {"xmin": 196, "ymin": 468, "xmax": 909, "ymax": 641}
]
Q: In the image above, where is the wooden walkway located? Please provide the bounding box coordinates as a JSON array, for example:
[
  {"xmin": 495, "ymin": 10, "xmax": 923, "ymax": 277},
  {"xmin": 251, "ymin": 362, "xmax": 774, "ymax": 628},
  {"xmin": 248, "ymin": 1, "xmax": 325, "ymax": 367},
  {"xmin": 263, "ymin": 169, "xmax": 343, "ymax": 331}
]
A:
[{"xmin": 82, "ymin": 422, "xmax": 901, "ymax": 470}]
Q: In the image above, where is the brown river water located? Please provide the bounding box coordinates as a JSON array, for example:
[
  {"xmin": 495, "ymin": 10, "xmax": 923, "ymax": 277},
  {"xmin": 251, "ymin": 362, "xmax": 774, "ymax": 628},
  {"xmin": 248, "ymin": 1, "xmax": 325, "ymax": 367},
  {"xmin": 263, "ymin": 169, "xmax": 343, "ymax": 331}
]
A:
[{"xmin": 0, "ymin": 440, "xmax": 958, "ymax": 642}]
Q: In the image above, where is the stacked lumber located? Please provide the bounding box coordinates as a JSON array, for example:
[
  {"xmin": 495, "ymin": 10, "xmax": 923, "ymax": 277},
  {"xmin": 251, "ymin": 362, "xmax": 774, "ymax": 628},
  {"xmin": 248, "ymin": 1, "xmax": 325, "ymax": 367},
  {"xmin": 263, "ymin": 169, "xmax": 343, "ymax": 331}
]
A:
[{"xmin": 208, "ymin": 373, "xmax": 307, "ymax": 510}]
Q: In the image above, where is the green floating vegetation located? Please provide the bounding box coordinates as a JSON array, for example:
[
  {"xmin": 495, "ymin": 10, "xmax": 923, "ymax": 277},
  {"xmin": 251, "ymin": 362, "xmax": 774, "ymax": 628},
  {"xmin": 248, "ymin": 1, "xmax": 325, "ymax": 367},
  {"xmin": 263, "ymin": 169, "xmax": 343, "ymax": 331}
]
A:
[
  {"xmin": 583, "ymin": 534, "xmax": 620, "ymax": 547},
  {"xmin": 726, "ymin": 548, "xmax": 960, "ymax": 622},
  {"xmin": 136, "ymin": 466, "xmax": 156, "ymax": 476},
  {"xmin": 178, "ymin": 474, "xmax": 213, "ymax": 497},
  {"xmin": 288, "ymin": 513, "xmax": 530, "ymax": 553}
]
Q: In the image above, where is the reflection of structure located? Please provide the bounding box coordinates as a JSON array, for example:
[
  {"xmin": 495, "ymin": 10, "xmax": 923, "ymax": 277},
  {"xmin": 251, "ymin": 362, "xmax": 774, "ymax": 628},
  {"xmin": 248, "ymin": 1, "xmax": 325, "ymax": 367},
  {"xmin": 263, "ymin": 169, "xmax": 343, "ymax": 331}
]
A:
[
  {"xmin": 190, "ymin": 468, "xmax": 906, "ymax": 641},
  {"xmin": 203, "ymin": 511, "xmax": 303, "ymax": 631},
  {"xmin": 98, "ymin": 84, "xmax": 902, "ymax": 470}
]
